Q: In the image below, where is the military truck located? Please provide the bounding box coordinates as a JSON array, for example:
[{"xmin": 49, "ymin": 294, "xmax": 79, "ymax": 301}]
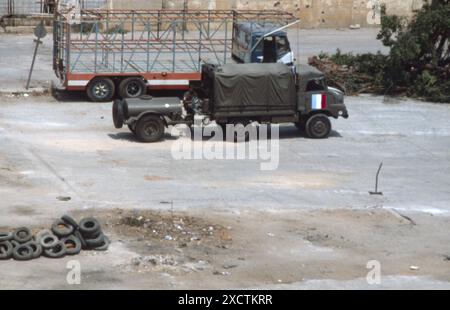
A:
[{"xmin": 112, "ymin": 63, "xmax": 348, "ymax": 142}]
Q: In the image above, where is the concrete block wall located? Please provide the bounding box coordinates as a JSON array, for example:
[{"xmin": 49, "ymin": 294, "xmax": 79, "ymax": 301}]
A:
[
  {"xmin": 102, "ymin": 0, "xmax": 423, "ymax": 28},
  {"xmin": 1, "ymin": 1, "xmax": 421, "ymax": 28}
]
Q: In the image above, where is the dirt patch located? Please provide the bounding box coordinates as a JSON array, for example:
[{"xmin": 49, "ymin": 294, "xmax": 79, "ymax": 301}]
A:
[
  {"xmin": 10, "ymin": 205, "xmax": 38, "ymax": 216},
  {"xmin": 71, "ymin": 209, "xmax": 233, "ymax": 275},
  {"xmin": 143, "ymin": 175, "xmax": 173, "ymax": 181},
  {"xmin": 2, "ymin": 207, "xmax": 449, "ymax": 288},
  {"xmin": 0, "ymin": 164, "xmax": 29, "ymax": 188},
  {"xmin": 86, "ymin": 208, "xmax": 450, "ymax": 284},
  {"xmin": 108, "ymin": 208, "xmax": 231, "ymax": 246}
]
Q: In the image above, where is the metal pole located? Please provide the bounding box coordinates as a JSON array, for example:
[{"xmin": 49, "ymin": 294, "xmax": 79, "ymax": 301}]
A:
[
  {"xmin": 207, "ymin": 10, "xmax": 210, "ymax": 38},
  {"xmin": 157, "ymin": 10, "xmax": 160, "ymax": 40},
  {"xmin": 131, "ymin": 11, "xmax": 135, "ymax": 40},
  {"xmin": 224, "ymin": 20, "xmax": 228, "ymax": 64},
  {"xmin": 146, "ymin": 21, "xmax": 150, "ymax": 72},
  {"xmin": 198, "ymin": 22, "xmax": 202, "ymax": 70},
  {"xmin": 369, "ymin": 162, "xmax": 384, "ymax": 195},
  {"xmin": 172, "ymin": 23, "xmax": 176, "ymax": 72},
  {"xmin": 121, "ymin": 22, "xmax": 124, "ymax": 72},
  {"xmin": 26, "ymin": 38, "xmax": 42, "ymax": 90},
  {"xmin": 27, "ymin": 21, "xmax": 47, "ymax": 89},
  {"xmin": 94, "ymin": 23, "xmax": 98, "ymax": 72}
]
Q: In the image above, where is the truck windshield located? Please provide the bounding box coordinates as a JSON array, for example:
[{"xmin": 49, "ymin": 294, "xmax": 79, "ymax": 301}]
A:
[
  {"xmin": 253, "ymin": 35, "xmax": 290, "ymax": 63},
  {"xmin": 306, "ymin": 79, "xmax": 326, "ymax": 91},
  {"xmin": 276, "ymin": 36, "xmax": 290, "ymax": 57}
]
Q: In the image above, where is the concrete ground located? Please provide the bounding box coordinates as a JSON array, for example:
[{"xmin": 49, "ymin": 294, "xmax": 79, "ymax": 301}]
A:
[
  {"xmin": 0, "ymin": 94, "xmax": 449, "ymax": 289},
  {"xmin": 0, "ymin": 28, "xmax": 387, "ymax": 93},
  {"xmin": 0, "ymin": 28, "xmax": 449, "ymax": 290}
]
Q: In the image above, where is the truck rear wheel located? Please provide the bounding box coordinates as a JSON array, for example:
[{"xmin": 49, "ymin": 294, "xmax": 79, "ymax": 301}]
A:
[
  {"xmin": 119, "ymin": 77, "xmax": 146, "ymax": 99},
  {"xmin": 87, "ymin": 77, "xmax": 115, "ymax": 102},
  {"xmin": 135, "ymin": 115, "xmax": 165, "ymax": 143},
  {"xmin": 306, "ymin": 114, "xmax": 331, "ymax": 139}
]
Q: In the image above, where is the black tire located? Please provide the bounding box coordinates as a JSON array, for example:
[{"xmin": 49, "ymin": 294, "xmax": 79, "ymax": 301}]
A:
[
  {"xmin": 61, "ymin": 235, "xmax": 82, "ymax": 255},
  {"xmin": 113, "ymin": 99, "xmax": 125, "ymax": 129},
  {"xmin": 43, "ymin": 241, "xmax": 66, "ymax": 258},
  {"xmin": 51, "ymin": 219, "xmax": 74, "ymax": 238},
  {"xmin": 61, "ymin": 215, "xmax": 79, "ymax": 230},
  {"xmin": 13, "ymin": 227, "xmax": 32, "ymax": 243},
  {"xmin": 119, "ymin": 77, "xmax": 146, "ymax": 99},
  {"xmin": 74, "ymin": 230, "xmax": 87, "ymax": 250},
  {"xmin": 10, "ymin": 240, "xmax": 20, "ymax": 248},
  {"xmin": 13, "ymin": 244, "xmax": 34, "ymax": 261},
  {"xmin": 94, "ymin": 236, "xmax": 110, "ymax": 251},
  {"xmin": 0, "ymin": 232, "xmax": 13, "ymax": 242},
  {"xmin": 79, "ymin": 217, "xmax": 101, "ymax": 236},
  {"xmin": 25, "ymin": 241, "xmax": 42, "ymax": 259},
  {"xmin": 306, "ymin": 114, "xmax": 332, "ymax": 139},
  {"xmin": 40, "ymin": 234, "xmax": 59, "ymax": 249},
  {"xmin": 0, "ymin": 241, "xmax": 13, "ymax": 259},
  {"xmin": 82, "ymin": 228, "xmax": 102, "ymax": 239},
  {"xmin": 87, "ymin": 77, "xmax": 115, "ymax": 102},
  {"xmin": 35, "ymin": 229, "xmax": 53, "ymax": 243},
  {"xmin": 85, "ymin": 233, "xmax": 106, "ymax": 248},
  {"xmin": 135, "ymin": 115, "xmax": 165, "ymax": 143}
]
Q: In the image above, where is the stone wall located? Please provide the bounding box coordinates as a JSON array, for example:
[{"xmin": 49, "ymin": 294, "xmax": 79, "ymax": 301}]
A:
[{"xmin": 106, "ymin": 0, "xmax": 423, "ymax": 28}]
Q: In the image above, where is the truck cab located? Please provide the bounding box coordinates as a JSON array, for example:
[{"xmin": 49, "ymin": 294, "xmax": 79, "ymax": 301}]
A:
[
  {"xmin": 232, "ymin": 22, "xmax": 294, "ymax": 65},
  {"xmin": 297, "ymin": 64, "xmax": 347, "ymax": 119}
]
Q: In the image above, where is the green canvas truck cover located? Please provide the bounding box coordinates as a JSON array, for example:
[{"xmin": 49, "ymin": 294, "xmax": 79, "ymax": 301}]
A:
[{"xmin": 208, "ymin": 63, "xmax": 297, "ymax": 113}]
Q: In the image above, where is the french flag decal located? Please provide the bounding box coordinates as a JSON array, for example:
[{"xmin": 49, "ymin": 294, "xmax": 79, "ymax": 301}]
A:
[{"xmin": 311, "ymin": 94, "xmax": 327, "ymax": 110}]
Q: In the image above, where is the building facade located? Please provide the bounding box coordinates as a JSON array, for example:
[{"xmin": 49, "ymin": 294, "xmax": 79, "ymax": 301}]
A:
[{"xmin": 0, "ymin": 0, "xmax": 424, "ymax": 28}]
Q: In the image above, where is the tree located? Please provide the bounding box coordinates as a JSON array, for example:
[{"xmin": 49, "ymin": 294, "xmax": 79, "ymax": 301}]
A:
[{"xmin": 377, "ymin": 0, "xmax": 450, "ymax": 101}]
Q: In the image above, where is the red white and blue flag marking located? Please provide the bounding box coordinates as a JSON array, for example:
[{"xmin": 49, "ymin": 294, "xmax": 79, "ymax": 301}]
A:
[{"xmin": 311, "ymin": 94, "xmax": 327, "ymax": 110}]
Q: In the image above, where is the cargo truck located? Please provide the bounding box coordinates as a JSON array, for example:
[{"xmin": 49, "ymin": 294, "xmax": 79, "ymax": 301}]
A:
[{"xmin": 53, "ymin": 8, "xmax": 298, "ymax": 102}]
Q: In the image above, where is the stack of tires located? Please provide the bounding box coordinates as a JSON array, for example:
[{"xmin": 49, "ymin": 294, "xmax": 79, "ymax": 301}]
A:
[{"xmin": 0, "ymin": 216, "xmax": 109, "ymax": 261}]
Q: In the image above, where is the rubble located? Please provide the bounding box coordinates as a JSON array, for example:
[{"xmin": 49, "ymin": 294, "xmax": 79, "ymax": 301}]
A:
[{"xmin": 308, "ymin": 54, "xmax": 383, "ymax": 96}]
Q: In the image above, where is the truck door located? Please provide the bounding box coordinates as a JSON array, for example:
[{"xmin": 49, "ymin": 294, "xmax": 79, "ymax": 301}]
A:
[
  {"xmin": 304, "ymin": 79, "xmax": 329, "ymax": 112},
  {"xmin": 275, "ymin": 35, "xmax": 293, "ymax": 65}
]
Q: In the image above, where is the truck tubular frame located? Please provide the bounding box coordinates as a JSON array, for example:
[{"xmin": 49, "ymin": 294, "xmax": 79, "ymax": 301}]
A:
[{"xmin": 53, "ymin": 9, "xmax": 297, "ymax": 91}]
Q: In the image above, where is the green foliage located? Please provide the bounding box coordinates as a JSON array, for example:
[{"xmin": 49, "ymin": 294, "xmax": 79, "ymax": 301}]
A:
[
  {"xmin": 315, "ymin": 0, "xmax": 450, "ymax": 102},
  {"xmin": 378, "ymin": 0, "xmax": 450, "ymax": 101}
]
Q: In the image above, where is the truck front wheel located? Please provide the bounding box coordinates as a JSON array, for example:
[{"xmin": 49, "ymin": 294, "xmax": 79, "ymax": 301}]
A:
[
  {"xmin": 306, "ymin": 114, "xmax": 331, "ymax": 139},
  {"xmin": 87, "ymin": 77, "xmax": 115, "ymax": 102},
  {"xmin": 135, "ymin": 115, "xmax": 165, "ymax": 143}
]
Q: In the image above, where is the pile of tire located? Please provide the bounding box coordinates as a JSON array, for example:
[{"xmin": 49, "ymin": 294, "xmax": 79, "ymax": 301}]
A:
[{"xmin": 0, "ymin": 216, "xmax": 109, "ymax": 261}]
